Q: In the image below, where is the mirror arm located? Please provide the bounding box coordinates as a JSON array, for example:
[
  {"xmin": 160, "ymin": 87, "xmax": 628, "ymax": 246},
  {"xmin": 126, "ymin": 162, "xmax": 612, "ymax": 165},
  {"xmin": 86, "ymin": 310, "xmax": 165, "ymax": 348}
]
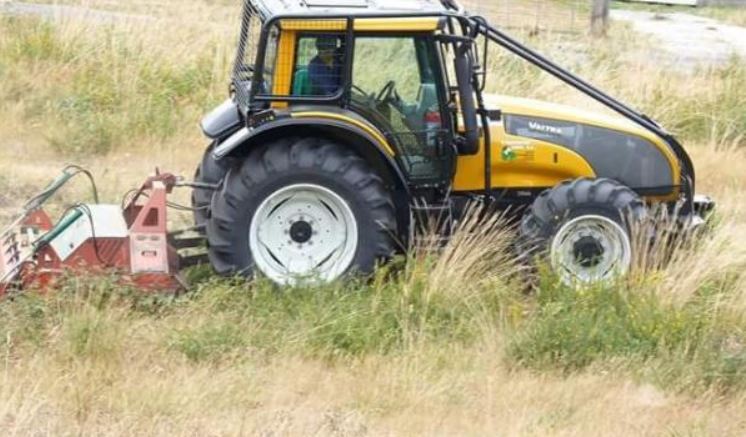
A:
[{"xmin": 453, "ymin": 42, "xmax": 479, "ymax": 155}]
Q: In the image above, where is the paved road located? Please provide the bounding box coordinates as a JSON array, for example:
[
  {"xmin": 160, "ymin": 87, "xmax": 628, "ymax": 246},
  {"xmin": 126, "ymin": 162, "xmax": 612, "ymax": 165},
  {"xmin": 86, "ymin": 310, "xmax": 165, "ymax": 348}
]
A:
[{"xmin": 611, "ymin": 10, "xmax": 746, "ymax": 68}]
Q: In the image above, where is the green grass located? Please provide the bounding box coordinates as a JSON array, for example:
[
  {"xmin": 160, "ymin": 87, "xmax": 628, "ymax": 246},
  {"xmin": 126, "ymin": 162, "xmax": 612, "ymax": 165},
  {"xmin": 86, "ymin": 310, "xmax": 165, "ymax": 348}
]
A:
[
  {"xmin": 165, "ymin": 267, "xmax": 510, "ymax": 361},
  {"xmin": 2, "ymin": 259, "xmax": 744, "ymax": 395},
  {"xmin": 508, "ymin": 277, "xmax": 746, "ymax": 394},
  {"xmin": 0, "ymin": 262, "xmax": 506, "ymax": 359}
]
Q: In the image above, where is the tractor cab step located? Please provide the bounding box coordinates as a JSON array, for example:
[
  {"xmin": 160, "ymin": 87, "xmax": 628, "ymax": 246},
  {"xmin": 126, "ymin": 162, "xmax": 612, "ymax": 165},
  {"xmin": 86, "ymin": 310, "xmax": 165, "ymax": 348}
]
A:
[{"xmin": 410, "ymin": 199, "xmax": 455, "ymax": 249}]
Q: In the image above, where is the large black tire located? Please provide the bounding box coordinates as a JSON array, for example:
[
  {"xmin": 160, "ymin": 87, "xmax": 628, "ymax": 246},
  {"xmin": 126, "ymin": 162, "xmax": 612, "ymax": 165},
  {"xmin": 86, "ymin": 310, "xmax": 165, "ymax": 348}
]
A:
[
  {"xmin": 520, "ymin": 178, "xmax": 646, "ymax": 283},
  {"xmin": 191, "ymin": 143, "xmax": 230, "ymax": 232},
  {"xmin": 206, "ymin": 136, "xmax": 397, "ymax": 282}
]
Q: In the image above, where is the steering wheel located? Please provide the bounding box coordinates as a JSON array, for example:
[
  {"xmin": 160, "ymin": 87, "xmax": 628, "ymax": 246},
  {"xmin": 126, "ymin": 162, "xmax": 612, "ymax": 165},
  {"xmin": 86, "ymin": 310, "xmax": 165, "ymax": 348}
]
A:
[
  {"xmin": 375, "ymin": 80, "xmax": 402, "ymax": 107},
  {"xmin": 351, "ymin": 84, "xmax": 370, "ymax": 98},
  {"xmin": 350, "ymin": 84, "xmax": 378, "ymax": 108}
]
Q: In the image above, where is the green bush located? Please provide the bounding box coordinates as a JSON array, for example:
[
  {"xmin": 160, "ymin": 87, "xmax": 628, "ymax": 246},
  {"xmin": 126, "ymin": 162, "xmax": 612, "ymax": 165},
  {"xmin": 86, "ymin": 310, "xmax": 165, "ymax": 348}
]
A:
[{"xmin": 168, "ymin": 318, "xmax": 247, "ymax": 362}]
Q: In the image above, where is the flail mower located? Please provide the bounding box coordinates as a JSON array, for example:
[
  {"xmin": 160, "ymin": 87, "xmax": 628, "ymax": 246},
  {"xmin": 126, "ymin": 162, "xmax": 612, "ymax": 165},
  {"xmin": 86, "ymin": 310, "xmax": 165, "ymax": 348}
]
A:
[{"xmin": 0, "ymin": 166, "xmax": 209, "ymax": 297}]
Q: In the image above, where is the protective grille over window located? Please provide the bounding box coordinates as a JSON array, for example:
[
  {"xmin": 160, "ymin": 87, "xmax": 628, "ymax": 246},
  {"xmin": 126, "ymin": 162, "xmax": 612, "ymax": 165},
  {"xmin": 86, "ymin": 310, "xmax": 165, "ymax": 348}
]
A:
[
  {"xmin": 233, "ymin": 1, "xmax": 262, "ymax": 108},
  {"xmin": 350, "ymin": 36, "xmax": 450, "ymax": 182}
]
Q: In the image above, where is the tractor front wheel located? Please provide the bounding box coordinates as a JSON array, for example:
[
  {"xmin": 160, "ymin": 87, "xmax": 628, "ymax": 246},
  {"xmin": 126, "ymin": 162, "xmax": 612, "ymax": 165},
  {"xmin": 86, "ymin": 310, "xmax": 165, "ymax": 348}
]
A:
[
  {"xmin": 206, "ymin": 137, "xmax": 397, "ymax": 285},
  {"xmin": 520, "ymin": 178, "xmax": 645, "ymax": 285}
]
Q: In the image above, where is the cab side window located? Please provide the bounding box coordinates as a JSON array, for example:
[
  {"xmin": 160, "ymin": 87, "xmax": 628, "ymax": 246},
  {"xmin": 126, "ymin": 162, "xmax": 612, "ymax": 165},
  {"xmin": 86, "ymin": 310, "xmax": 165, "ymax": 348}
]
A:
[
  {"xmin": 257, "ymin": 24, "xmax": 280, "ymax": 96},
  {"xmin": 351, "ymin": 35, "xmax": 449, "ymax": 180},
  {"xmin": 351, "ymin": 36, "xmax": 441, "ymax": 134},
  {"xmin": 350, "ymin": 36, "xmax": 447, "ymax": 180},
  {"xmin": 292, "ymin": 34, "xmax": 346, "ymax": 96}
]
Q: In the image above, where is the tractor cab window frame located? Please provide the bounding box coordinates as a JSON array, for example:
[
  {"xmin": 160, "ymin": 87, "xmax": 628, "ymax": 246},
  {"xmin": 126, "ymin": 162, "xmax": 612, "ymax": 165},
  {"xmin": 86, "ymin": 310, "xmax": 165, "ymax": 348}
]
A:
[{"xmin": 251, "ymin": 17, "xmax": 355, "ymax": 106}]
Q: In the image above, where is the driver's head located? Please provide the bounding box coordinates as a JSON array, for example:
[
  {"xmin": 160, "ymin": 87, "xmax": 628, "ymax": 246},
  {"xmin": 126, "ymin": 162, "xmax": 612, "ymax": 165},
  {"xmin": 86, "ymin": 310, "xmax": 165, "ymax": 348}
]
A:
[{"xmin": 315, "ymin": 36, "xmax": 339, "ymax": 63}]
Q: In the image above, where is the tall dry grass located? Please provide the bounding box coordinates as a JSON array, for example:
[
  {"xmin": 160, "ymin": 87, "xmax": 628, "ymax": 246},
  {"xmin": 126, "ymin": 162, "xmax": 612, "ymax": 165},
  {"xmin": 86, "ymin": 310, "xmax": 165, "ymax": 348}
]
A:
[{"xmin": 0, "ymin": 1, "xmax": 239, "ymax": 156}]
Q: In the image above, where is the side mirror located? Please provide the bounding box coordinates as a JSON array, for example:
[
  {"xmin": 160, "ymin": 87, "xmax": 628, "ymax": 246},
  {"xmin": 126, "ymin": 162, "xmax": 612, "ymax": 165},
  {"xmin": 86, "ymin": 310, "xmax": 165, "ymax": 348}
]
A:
[{"xmin": 454, "ymin": 43, "xmax": 479, "ymax": 155}]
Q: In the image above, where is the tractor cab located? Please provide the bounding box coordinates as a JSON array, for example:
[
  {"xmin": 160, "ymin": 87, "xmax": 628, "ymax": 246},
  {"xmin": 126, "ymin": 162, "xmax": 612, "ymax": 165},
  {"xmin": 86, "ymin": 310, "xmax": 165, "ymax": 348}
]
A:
[{"xmin": 228, "ymin": 2, "xmax": 467, "ymax": 190}]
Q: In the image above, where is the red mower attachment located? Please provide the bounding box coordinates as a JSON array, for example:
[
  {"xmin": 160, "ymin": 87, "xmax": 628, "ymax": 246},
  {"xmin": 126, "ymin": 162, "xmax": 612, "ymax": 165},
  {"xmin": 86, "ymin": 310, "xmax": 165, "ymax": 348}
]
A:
[{"xmin": 0, "ymin": 167, "xmax": 208, "ymax": 297}]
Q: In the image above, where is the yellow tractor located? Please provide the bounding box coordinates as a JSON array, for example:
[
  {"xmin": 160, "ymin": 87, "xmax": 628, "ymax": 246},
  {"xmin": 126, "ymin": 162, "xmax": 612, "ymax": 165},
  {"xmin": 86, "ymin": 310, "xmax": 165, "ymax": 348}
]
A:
[{"xmin": 193, "ymin": 0, "xmax": 713, "ymax": 285}]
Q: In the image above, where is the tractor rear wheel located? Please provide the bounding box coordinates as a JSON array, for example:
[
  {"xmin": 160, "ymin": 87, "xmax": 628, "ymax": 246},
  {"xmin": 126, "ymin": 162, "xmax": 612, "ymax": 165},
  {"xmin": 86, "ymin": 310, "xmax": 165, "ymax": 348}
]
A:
[
  {"xmin": 520, "ymin": 178, "xmax": 645, "ymax": 285},
  {"xmin": 191, "ymin": 143, "xmax": 229, "ymax": 233},
  {"xmin": 206, "ymin": 137, "xmax": 397, "ymax": 285}
]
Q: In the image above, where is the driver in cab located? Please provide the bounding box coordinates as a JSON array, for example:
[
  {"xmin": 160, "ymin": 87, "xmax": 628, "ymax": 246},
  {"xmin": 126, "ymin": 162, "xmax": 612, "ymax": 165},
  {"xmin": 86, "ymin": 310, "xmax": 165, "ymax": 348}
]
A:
[{"xmin": 308, "ymin": 36, "xmax": 343, "ymax": 95}]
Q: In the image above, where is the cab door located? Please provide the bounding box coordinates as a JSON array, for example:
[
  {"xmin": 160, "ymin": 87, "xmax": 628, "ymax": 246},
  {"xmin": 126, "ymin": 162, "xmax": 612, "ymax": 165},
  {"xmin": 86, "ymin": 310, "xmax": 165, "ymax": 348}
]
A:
[{"xmin": 349, "ymin": 35, "xmax": 454, "ymax": 185}]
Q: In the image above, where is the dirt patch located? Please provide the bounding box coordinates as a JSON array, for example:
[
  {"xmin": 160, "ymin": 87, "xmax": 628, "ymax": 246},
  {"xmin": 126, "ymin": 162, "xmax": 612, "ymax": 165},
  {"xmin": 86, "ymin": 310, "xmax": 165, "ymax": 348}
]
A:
[{"xmin": 611, "ymin": 10, "xmax": 746, "ymax": 68}]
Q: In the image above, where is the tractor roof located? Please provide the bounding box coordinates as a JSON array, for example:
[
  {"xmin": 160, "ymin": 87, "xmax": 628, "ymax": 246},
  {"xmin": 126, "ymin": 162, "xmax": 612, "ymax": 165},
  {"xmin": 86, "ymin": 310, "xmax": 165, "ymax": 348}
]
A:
[{"xmin": 251, "ymin": 0, "xmax": 454, "ymax": 19}]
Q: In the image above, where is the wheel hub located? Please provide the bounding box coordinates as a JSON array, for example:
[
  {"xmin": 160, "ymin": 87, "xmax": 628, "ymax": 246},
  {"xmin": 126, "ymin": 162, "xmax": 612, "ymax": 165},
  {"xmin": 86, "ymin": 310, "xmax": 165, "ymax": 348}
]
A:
[
  {"xmin": 289, "ymin": 220, "xmax": 313, "ymax": 244},
  {"xmin": 572, "ymin": 236, "xmax": 605, "ymax": 268},
  {"xmin": 249, "ymin": 184, "xmax": 358, "ymax": 285},
  {"xmin": 550, "ymin": 215, "xmax": 632, "ymax": 285}
]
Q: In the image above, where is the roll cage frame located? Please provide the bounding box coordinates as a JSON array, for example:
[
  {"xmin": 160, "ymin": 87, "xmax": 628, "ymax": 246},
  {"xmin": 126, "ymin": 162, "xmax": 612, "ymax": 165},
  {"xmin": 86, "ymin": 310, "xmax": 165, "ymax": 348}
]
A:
[{"xmin": 233, "ymin": 0, "xmax": 696, "ymax": 212}]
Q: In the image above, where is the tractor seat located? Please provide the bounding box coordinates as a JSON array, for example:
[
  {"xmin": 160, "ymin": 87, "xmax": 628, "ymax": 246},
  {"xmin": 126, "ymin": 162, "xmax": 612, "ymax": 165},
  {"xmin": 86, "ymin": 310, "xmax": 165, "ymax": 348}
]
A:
[{"xmin": 293, "ymin": 67, "xmax": 312, "ymax": 96}]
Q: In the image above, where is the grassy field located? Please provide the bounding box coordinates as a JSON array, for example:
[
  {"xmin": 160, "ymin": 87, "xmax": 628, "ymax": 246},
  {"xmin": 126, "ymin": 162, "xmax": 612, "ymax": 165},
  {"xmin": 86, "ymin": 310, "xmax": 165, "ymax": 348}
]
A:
[{"xmin": 1, "ymin": 1, "xmax": 746, "ymax": 435}]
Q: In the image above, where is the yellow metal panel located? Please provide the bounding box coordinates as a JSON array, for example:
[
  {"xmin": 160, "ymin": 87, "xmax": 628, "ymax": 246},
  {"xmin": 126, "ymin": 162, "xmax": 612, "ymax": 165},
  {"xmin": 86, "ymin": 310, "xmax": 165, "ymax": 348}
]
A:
[
  {"xmin": 279, "ymin": 18, "xmax": 440, "ymax": 32},
  {"xmin": 280, "ymin": 19, "xmax": 347, "ymax": 31},
  {"xmin": 291, "ymin": 111, "xmax": 396, "ymax": 156},
  {"xmin": 270, "ymin": 29, "xmax": 297, "ymax": 109},
  {"xmin": 484, "ymin": 93, "xmax": 681, "ymax": 189},
  {"xmin": 354, "ymin": 17, "xmax": 441, "ymax": 31},
  {"xmin": 453, "ymin": 122, "xmax": 596, "ymax": 191}
]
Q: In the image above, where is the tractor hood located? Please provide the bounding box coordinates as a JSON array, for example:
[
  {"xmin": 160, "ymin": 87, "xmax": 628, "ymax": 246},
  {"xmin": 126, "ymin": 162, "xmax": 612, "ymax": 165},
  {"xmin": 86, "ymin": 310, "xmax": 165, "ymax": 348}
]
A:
[
  {"xmin": 484, "ymin": 94, "xmax": 681, "ymax": 193},
  {"xmin": 484, "ymin": 94, "xmax": 658, "ymax": 143}
]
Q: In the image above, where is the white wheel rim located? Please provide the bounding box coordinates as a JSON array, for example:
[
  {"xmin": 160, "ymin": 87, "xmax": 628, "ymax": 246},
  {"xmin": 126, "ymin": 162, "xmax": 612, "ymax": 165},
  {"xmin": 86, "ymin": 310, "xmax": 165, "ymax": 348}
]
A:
[
  {"xmin": 550, "ymin": 215, "xmax": 632, "ymax": 286},
  {"xmin": 249, "ymin": 183, "xmax": 358, "ymax": 285}
]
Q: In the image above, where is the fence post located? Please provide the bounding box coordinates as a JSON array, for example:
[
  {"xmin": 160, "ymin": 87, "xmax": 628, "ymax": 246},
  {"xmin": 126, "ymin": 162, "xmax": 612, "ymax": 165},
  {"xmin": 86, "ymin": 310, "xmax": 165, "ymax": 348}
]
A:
[{"xmin": 591, "ymin": 0, "xmax": 610, "ymax": 36}]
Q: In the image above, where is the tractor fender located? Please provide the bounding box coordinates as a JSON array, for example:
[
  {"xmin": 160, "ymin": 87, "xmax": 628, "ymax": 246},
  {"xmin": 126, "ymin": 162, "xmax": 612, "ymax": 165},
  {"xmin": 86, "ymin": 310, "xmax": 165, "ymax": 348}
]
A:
[
  {"xmin": 201, "ymin": 99, "xmax": 243, "ymax": 140},
  {"xmin": 211, "ymin": 114, "xmax": 412, "ymax": 241},
  {"xmin": 211, "ymin": 115, "xmax": 408, "ymax": 194}
]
